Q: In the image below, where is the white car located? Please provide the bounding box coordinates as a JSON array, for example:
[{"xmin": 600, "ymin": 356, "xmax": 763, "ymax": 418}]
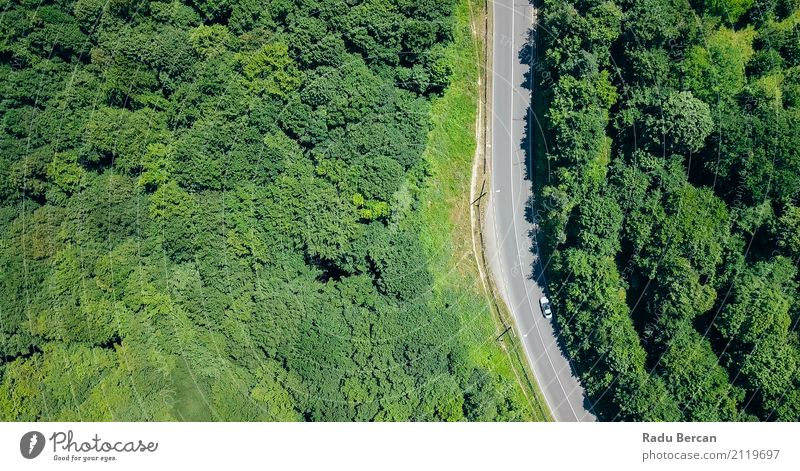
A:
[{"xmin": 539, "ymin": 296, "xmax": 552, "ymax": 319}]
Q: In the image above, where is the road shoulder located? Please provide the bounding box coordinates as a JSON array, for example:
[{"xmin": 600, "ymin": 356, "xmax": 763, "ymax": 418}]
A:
[{"xmin": 468, "ymin": 0, "xmax": 553, "ymax": 422}]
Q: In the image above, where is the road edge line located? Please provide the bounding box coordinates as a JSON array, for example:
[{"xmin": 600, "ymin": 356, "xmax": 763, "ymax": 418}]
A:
[{"xmin": 468, "ymin": 0, "xmax": 553, "ymax": 422}]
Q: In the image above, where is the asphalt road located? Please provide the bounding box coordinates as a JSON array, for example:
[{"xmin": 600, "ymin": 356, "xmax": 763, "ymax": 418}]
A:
[{"xmin": 485, "ymin": 0, "xmax": 596, "ymax": 422}]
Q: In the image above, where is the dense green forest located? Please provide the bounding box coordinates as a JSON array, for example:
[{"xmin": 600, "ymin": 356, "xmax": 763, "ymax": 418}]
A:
[
  {"xmin": 0, "ymin": 0, "xmax": 533, "ymax": 421},
  {"xmin": 538, "ymin": 0, "xmax": 800, "ymax": 420}
]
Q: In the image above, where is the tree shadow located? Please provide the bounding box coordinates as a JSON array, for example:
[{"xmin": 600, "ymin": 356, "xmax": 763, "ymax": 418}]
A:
[{"xmin": 515, "ymin": 0, "xmax": 594, "ymax": 415}]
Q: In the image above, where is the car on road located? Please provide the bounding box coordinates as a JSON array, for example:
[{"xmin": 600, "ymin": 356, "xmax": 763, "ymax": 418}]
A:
[{"xmin": 539, "ymin": 296, "xmax": 552, "ymax": 319}]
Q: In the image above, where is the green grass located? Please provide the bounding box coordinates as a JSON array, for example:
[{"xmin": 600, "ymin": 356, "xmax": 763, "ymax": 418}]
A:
[{"xmin": 416, "ymin": 0, "xmax": 550, "ymax": 421}]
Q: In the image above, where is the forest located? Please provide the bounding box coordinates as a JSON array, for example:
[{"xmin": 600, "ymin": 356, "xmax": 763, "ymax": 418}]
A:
[
  {"xmin": 537, "ymin": 0, "xmax": 800, "ymax": 420},
  {"xmin": 0, "ymin": 0, "xmax": 532, "ymax": 421}
]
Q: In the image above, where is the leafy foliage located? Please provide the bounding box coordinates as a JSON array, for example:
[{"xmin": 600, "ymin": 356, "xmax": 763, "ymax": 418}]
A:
[
  {"xmin": 539, "ymin": 0, "xmax": 800, "ymax": 420},
  {"xmin": 0, "ymin": 0, "xmax": 526, "ymax": 421}
]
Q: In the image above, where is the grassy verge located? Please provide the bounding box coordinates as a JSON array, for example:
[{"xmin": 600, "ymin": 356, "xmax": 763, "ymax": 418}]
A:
[{"xmin": 416, "ymin": 0, "xmax": 550, "ymax": 421}]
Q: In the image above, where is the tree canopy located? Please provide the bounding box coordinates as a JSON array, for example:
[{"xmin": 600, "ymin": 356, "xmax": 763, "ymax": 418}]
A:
[
  {"xmin": 0, "ymin": 0, "xmax": 529, "ymax": 421},
  {"xmin": 538, "ymin": 0, "xmax": 800, "ymax": 420}
]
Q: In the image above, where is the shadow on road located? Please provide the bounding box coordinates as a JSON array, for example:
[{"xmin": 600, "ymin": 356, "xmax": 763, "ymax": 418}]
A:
[{"xmin": 516, "ymin": 1, "xmax": 593, "ymax": 410}]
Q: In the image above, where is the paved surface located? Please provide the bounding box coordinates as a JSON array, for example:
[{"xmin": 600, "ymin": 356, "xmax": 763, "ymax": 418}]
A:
[{"xmin": 485, "ymin": 0, "xmax": 596, "ymax": 422}]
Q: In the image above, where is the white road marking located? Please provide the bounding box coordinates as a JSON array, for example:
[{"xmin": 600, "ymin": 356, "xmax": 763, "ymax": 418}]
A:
[{"xmin": 498, "ymin": 1, "xmax": 581, "ymax": 421}]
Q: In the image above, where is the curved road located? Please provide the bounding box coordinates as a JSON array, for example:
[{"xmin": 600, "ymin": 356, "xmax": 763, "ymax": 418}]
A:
[{"xmin": 484, "ymin": 0, "xmax": 596, "ymax": 422}]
